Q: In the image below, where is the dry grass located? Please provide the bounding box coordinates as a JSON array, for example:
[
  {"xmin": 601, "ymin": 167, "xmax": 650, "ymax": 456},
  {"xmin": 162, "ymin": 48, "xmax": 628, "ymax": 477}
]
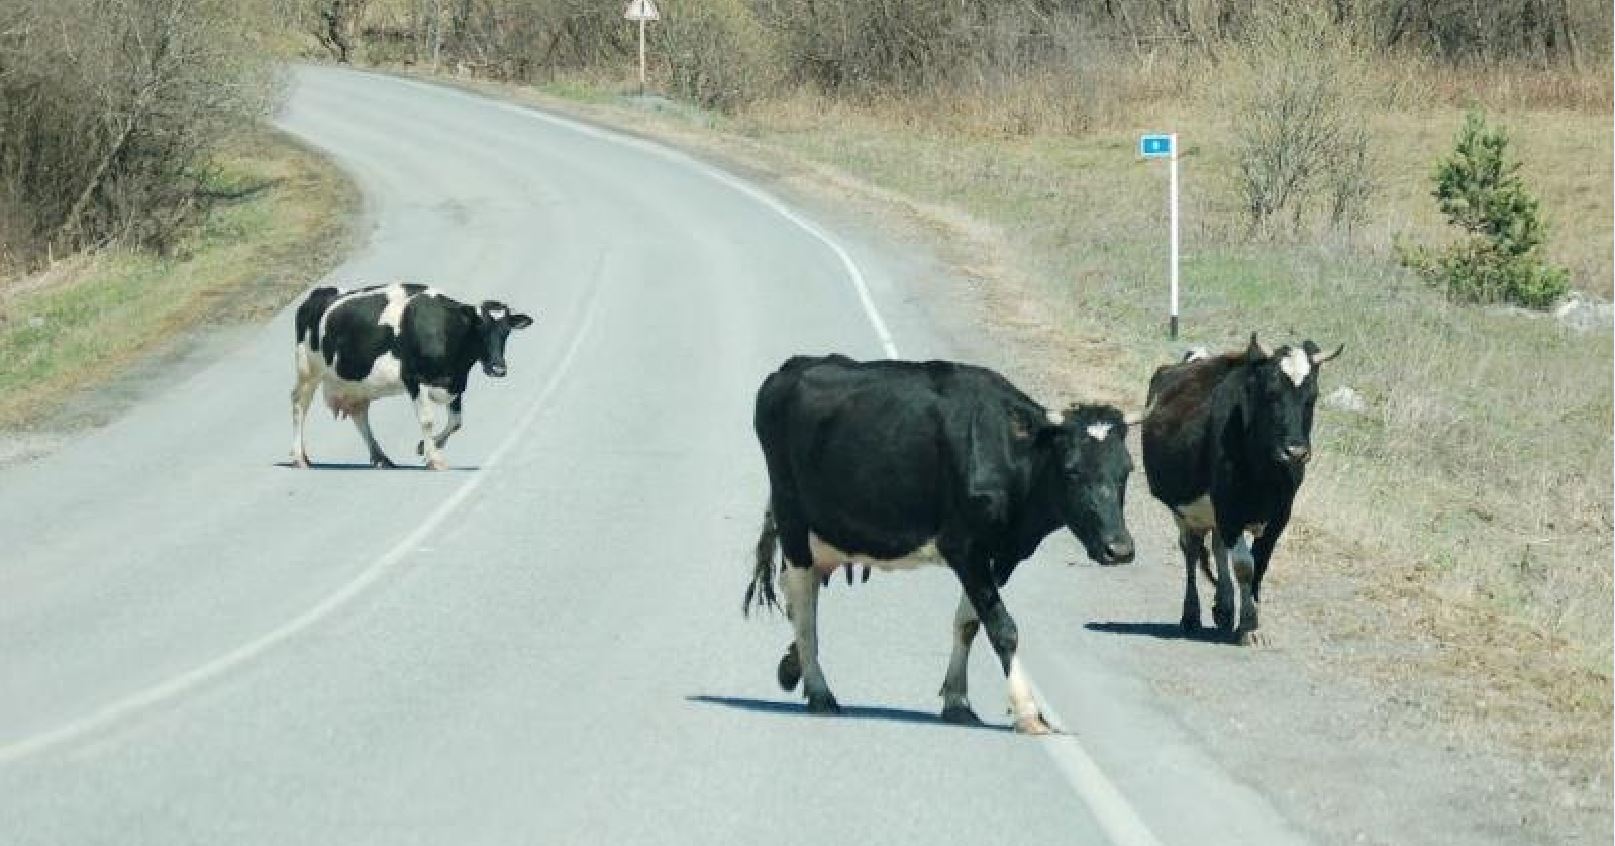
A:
[{"xmin": 0, "ymin": 129, "xmax": 356, "ymax": 429}]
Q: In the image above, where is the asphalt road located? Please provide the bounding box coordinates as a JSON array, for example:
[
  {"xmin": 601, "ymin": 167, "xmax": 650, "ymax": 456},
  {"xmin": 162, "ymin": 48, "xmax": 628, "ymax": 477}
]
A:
[{"xmin": 0, "ymin": 66, "xmax": 1304, "ymax": 845}]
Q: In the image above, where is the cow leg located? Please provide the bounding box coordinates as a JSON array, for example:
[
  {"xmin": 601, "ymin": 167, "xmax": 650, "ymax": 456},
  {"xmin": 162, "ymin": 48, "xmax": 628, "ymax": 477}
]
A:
[
  {"xmin": 289, "ymin": 376, "xmax": 317, "ymax": 468},
  {"xmin": 1178, "ymin": 527, "xmax": 1207, "ymax": 633},
  {"xmin": 938, "ymin": 592, "xmax": 982, "ymax": 725},
  {"xmin": 1231, "ymin": 532, "xmax": 1267, "ymax": 647},
  {"xmin": 418, "ymin": 394, "xmax": 463, "ymax": 456},
  {"xmin": 961, "ymin": 575, "xmax": 1049, "ymax": 735},
  {"xmin": 350, "ymin": 403, "xmax": 395, "ymax": 469},
  {"xmin": 782, "ymin": 564, "xmax": 838, "ymax": 714},
  {"xmin": 1210, "ymin": 533, "xmax": 1236, "ymax": 636},
  {"xmin": 409, "ymin": 386, "xmax": 447, "ymax": 470}
]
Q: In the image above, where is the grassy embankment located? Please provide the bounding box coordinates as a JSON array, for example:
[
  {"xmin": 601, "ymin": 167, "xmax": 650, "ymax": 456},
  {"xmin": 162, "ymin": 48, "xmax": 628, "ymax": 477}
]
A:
[
  {"xmin": 419, "ymin": 59, "xmax": 1612, "ymax": 770},
  {"xmin": 0, "ymin": 131, "xmax": 355, "ymax": 429}
]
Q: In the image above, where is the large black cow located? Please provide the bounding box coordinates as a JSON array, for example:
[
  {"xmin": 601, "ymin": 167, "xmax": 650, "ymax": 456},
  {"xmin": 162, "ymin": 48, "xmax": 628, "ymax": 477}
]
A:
[
  {"xmin": 1141, "ymin": 334, "xmax": 1342, "ymax": 647},
  {"xmin": 744, "ymin": 355, "xmax": 1137, "ymax": 734},
  {"xmin": 290, "ymin": 283, "xmax": 533, "ymax": 470}
]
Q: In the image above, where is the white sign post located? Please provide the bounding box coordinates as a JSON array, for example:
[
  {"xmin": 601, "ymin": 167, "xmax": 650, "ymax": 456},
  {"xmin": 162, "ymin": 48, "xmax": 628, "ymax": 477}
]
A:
[
  {"xmin": 1140, "ymin": 133, "xmax": 1180, "ymax": 339},
  {"xmin": 624, "ymin": 0, "xmax": 660, "ymax": 94}
]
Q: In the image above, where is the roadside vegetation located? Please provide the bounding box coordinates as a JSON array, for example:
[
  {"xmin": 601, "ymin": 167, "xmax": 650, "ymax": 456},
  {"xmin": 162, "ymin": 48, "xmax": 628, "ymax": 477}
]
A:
[
  {"xmin": 0, "ymin": 1, "xmax": 354, "ymax": 429},
  {"xmin": 309, "ymin": 0, "xmax": 1612, "ymax": 806}
]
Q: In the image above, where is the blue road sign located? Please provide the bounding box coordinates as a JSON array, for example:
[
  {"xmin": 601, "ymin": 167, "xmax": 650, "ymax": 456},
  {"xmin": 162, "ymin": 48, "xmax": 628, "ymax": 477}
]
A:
[{"xmin": 1140, "ymin": 134, "xmax": 1174, "ymax": 158}]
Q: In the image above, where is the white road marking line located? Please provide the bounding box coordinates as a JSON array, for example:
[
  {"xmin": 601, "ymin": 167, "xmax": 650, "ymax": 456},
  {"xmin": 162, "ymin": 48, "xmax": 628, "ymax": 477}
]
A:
[
  {"xmin": 382, "ymin": 73, "xmax": 1164, "ymax": 846},
  {"xmin": 0, "ymin": 276, "xmax": 604, "ymax": 766}
]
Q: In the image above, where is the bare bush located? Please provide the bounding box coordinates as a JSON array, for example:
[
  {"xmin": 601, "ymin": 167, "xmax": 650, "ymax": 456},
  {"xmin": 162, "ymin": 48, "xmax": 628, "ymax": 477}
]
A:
[
  {"xmin": 656, "ymin": 0, "xmax": 777, "ymax": 110},
  {"xmin": 0, "ymin": 0, "xmax": 275, "ymax": 263},
  {"xmin": 1217, "ymin": 6, "xmax": 1379, "ymax": 236}
]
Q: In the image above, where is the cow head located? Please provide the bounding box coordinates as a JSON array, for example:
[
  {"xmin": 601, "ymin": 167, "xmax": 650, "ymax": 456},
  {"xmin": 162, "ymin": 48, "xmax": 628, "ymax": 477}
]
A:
[
  {"xmin": 1241, "ymin": 333, "xmax": 1343, "ymax": 471},
  {"xmin": 477, "ymin": 300, "xmax": 534, "ymax": 377},
  {"xmin": 1041, "ymin": 404, "xmax": 1137, "ymax": 565}
]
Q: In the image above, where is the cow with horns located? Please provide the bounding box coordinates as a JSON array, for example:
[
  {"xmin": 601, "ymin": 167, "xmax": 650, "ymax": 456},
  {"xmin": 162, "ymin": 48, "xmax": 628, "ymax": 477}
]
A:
[{"xmin": 1140, "ymin": 334, "xmax": 1343, "ymax": 646}]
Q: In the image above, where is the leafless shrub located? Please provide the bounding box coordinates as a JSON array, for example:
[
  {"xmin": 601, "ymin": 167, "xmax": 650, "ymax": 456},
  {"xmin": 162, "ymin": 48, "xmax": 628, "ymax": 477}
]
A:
[
  {"xmin": 656, "ymin": 0, "xmax": 778, "ymax": 110},
  {"xmin": 0, "ymin": 0, "xmax": 275, "ymax": 263},
  {"xmin": 1216, "ymin": 6, "xmax": 1380, "ymax": 237}
]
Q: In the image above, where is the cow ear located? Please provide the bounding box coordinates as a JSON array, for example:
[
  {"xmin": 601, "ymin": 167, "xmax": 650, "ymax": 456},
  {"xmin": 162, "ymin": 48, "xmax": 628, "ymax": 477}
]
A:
[{"xmin": 508, "ymin": 313, "xmax": 534, "ymax": 330}]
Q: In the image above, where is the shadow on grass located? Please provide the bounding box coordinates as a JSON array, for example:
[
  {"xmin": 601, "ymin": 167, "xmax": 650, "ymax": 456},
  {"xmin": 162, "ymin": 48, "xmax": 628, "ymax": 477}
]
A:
[
  {"xmin": 198, "ymin": 177, "xmax": 285, "ymax": 203},
  {"xmin": 687, "ymin": 695, "xmax": 1011, "ymax": 733},
  {"xmin": 1084, "ymin": 620, "xmax": 1237, "ymax": 645},
  {"xmin": 273, "ymin": 460, "xmax": 479, "ymax": 472}
]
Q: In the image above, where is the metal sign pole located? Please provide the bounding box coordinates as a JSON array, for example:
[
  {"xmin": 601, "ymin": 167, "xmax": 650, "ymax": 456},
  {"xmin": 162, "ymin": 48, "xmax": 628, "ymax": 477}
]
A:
[
  {"xmin": 637, "ymin": 16, "xmax": 646, "ymax": 94},
  {"xmin": 1169, "ymin": 132, "xmax": 1179, "ymax": 341}
]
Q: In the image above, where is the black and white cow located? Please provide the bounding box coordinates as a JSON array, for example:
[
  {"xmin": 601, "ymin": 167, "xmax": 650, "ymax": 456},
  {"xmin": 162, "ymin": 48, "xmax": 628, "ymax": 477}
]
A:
[
  {"xmin": 290, "ymin": 283, "xmax": 533, "ymax": 470},
  {"xmin": 744, "ymin": 355, "xmax": 1137, "ymax": 734},
  {"xmin": 1140, "ymin": 334, "xmax": 1342, "ymax": 647}
]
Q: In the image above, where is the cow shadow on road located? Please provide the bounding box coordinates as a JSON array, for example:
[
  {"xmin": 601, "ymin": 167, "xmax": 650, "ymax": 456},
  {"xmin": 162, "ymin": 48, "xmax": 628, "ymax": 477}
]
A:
[
  {"xmin": 687, "ymin": 695, "xmax": 1011, "ymax": 733},
  {"xmin": 1084, "ymin": 621, "xmax": 1237, "ymax": 645},
  {"xmin": 272, "ymin": 461, "xmax": 480, "ymax": 472}
]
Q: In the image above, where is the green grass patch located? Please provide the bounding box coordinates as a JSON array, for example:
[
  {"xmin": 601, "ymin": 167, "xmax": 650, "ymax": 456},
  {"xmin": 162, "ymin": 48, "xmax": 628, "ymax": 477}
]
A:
[{"xmin": 0, "ymin": 129, "xmax": 356, "ymax": 429}]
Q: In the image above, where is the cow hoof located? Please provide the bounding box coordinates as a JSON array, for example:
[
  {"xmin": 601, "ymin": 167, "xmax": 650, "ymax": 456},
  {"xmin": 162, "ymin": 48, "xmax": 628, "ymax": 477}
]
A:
[
  {"xmin": 292, "ymin": 454, "xmax": 311, "ymax": 469},
  {"xmin": 426, "ymin": 458, "xmax": 448, "ymax": 471},
  {"xmin": 1237, "ymin": 628, "xmax": 1270, "ymax": 648},
  {"xmin": 776, "ymin": 645, "xmax": 801, "ymax": 692},
  {"xmin": 1180, "ymin": 614, "xmax": 1201, "ymax": 635},
  {"xmin": 940, "ymin": 704, "xmax": 982, "ymax": 726},
  {"xmin": 416, "ymin": 440, "xmax": 425, "ymax": 456},
  {"xmin": 1013, "ymin": 713, "xmax": 1056, "ymax": 735},
  {"xmin": 371, "ymin": 456, "xmax": 397, "ymax": 469},
  {"xmin": 805, "ymin": 693, "xmax": 841, "ymax": 715},
  {"xmin": 1212, "ymin": 604, "xmax": 1235, "ymax": 634}
]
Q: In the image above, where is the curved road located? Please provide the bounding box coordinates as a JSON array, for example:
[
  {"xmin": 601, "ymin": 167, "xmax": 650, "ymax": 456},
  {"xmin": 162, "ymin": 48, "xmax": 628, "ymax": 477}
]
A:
[{"xmin": 0, "ymin": 67, "xmax": 1300, "ymax": 844}]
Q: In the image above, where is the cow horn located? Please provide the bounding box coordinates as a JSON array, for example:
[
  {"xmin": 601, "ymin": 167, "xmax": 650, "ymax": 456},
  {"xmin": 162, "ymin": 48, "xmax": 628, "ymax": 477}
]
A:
[
  {"xmin": 1310, "ymin": 343, "xmax": 1344, "ymax": 365},
  {"xmin": 1122, "ymin": 409, "xmax": 1145, "ymax": 426}
]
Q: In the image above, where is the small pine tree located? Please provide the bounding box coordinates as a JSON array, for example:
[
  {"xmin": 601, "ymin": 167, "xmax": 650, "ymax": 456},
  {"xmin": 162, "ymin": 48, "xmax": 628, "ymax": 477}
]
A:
[{"xmin": 1400, "ymin": 110, "xmax": 1569, "ymax": 308}]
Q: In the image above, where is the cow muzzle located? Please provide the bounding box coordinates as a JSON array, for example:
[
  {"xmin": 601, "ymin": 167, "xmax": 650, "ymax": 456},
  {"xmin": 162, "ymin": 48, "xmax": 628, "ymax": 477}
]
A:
[
  {"xmin": 484, "ymin": 362, "xmax": 508, "ymax": 378},
  {"xmin": 1100, "ymin": 538, "xmax": 1135, "ymax": 565},
  {"xmin": 1279, "ymin": 445, "xmax": 1311, "ymax": 466}
]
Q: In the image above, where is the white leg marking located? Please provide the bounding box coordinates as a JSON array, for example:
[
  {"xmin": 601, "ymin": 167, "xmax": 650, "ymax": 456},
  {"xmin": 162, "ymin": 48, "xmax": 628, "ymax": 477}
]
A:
[
  {"xmin": 1006, "ymin": 654, "xmax": 1040, "ymax": 723},
  {"xmin": 414, "ymin": 391, "xmax": 445, "ymax": 470},
  {"xmin": 783, "ymin": 565, "xmax": 831, "ymax": 703}
]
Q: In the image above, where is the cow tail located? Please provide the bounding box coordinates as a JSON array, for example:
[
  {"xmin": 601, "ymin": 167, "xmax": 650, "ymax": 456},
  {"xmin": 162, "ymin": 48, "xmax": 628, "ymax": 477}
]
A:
[{"xmin": 743, "ymin": 501, "xmax": 781, "ymax": 617}]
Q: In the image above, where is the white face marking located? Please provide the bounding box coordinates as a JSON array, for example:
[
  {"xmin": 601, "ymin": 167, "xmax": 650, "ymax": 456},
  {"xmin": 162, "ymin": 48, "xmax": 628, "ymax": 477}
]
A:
[
  {"xmin": 1279, "ymin": 348, "xmax": 1311, "ymax": 386},
  {"xmin": 1085, "ymin": 422, "xmax": 1113, "ymax": 441},
  {"xmin": 1046, "ymin": 409, "xmax": 1065, "ymax": 425},
  {"xmin": 1173, "ymin": 494, "xmax": 1216, "ymax": 534},
  {"xmin": 487, "ymin": 307, "xmax": 507, "ymax": 320},
  {"xmin": 807, "ymin": 532, "xmax": 942, "ymax": 574},
  {"xmin": 378, "ymin": 284, "xmax": 411, "ymax": 331},
  {"xmin": 1184, "ymin": 346, "xmax": 1210, "ymax": 363}
]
